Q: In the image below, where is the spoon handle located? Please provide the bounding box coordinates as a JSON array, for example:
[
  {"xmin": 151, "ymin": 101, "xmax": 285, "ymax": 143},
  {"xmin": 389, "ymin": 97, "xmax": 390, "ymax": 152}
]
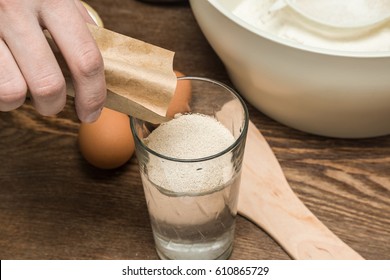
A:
[{"xmin": 238, "ymin": 121, "xmax": 364, "ymax": 259}]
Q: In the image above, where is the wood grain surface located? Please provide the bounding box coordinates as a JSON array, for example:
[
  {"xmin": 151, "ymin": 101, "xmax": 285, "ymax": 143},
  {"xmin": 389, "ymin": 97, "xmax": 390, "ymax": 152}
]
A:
[{"xmin": 0, "ymin": 0, "xmax": 389, "ymax": 260}]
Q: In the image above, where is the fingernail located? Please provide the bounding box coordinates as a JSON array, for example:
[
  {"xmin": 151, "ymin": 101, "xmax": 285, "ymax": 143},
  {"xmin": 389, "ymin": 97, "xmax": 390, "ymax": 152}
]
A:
[{"xmin": 84, "ymin": 108, "xmax": 102, "ymax": 123}]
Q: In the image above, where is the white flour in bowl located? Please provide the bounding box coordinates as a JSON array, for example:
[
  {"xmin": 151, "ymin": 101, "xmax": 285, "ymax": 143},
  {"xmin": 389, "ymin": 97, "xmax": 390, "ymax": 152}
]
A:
[
  {"xmin": 285, "ymin": 0, "xmax": 390, "ymax": 27},
  {"xmin": 233, "ymin": 0, "xmax": 390, "ymax": 52}
]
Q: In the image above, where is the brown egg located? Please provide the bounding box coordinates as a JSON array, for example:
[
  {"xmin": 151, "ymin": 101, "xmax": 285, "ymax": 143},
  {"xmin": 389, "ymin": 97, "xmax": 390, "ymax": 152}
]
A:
[
  {"xmin": 166, "ymin": 70, "xmax": 192, "ymax": 118},
  {"xmin": 78, "ymin": 108, "xmax": 135, "ymax": 169}
]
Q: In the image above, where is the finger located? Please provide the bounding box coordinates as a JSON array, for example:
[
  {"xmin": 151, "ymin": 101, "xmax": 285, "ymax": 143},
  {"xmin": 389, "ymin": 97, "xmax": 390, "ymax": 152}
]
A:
[
  {"xmin": 0, "ymin": 39, "xmax": 27, "ymax": 111},
  {"xmin": 41, "ymin": 1, "xmax": 106, "ymax": 123},
  {"xmin": 73, "ymin": 0, "xmax": 97, "ymax": 25},
  {"xmin": 2, "ymin": 16, "xmax": 66, "ymax": 116}
]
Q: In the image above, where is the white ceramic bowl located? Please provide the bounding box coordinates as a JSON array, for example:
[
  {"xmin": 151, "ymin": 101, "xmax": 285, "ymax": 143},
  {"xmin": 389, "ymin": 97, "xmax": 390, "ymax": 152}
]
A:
[{"xmin": 189, "ymin": 0, "xmax": 390, "ymax": 138}]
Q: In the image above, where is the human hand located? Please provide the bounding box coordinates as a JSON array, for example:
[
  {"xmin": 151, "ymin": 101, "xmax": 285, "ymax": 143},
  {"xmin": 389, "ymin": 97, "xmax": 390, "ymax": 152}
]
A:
[{"xmin": 0, "ymin": 0, "xmax": 106, "ymax": 122}]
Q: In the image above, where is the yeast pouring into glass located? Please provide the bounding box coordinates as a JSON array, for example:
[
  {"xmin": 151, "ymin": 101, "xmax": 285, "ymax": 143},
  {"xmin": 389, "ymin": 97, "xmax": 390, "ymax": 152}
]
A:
[
  {"xmin": 131, "ymin": 77, "xmax": 249, "ymax": 260},
  {"xmin": 49, "ymin": 22, "xmax": 248, "ymax": 259}
]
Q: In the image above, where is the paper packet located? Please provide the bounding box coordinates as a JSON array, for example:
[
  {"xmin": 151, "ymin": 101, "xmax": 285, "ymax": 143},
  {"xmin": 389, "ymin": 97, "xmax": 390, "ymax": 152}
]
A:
[{"xmin": 48, "ymin": 24, "xmax": 176, "ymax": 123}]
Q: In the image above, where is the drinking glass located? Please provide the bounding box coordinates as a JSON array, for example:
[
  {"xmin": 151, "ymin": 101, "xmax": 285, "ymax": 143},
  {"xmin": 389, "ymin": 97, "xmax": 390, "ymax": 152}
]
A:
[{"xmin": 131, "ymin": 76, "xmax": 249, "ymax": 260}]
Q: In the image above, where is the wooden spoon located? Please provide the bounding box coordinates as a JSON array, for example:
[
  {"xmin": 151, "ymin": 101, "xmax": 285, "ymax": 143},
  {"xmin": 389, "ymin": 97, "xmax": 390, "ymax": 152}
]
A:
[{"xmin": 238, "ymin": 121, "xmax": 364, "ymax": 259}]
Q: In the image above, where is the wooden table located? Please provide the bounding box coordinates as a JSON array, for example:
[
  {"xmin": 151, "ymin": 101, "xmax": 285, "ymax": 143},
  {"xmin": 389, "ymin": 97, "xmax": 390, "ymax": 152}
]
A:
[{"xmin": 0, "ymin": 0, "xmax": 389, "ymax": 260}]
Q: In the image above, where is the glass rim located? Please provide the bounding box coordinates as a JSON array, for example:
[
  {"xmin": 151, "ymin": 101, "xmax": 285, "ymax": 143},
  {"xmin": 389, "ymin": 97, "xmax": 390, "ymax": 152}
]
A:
[{"xmin": 130, "ymin": 76, "xmax": 249, "ymax": 163}]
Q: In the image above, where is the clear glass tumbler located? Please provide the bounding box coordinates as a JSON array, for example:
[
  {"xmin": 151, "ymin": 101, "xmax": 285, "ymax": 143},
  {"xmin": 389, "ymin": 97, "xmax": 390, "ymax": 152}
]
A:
[{"xmin": 131, "ymin": 77, "xmax": 249, "ymax": 260}]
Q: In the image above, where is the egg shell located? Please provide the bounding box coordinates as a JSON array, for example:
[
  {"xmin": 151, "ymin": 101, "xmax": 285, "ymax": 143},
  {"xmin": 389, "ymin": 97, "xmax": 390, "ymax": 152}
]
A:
[
  {"xmin": 78, "ymin": 108, "xmax": 135, "ymax": 169},
  {"xmin": 166, "ymin": 70, "xmax": 192, "ymax": 118},
  {"xmin": 82, "ymin": 1, "xmax": 104, "ymax": 27}
]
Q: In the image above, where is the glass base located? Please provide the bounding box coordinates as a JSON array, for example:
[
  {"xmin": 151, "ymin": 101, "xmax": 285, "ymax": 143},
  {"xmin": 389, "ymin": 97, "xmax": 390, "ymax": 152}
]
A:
[
  {"xmin": 153, "ymin": 230, "xmax": 234, "ymax": 260},
  {"xmin": 156, "ymin": 241, "xmax": 233, "ymax": 260}
]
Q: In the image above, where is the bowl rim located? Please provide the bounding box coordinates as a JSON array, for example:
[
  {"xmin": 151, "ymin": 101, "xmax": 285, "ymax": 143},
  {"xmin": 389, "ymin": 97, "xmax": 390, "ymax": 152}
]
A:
[{"xmin": 206, "ymin": 0, "xmax": 390, "ymax": 58}]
